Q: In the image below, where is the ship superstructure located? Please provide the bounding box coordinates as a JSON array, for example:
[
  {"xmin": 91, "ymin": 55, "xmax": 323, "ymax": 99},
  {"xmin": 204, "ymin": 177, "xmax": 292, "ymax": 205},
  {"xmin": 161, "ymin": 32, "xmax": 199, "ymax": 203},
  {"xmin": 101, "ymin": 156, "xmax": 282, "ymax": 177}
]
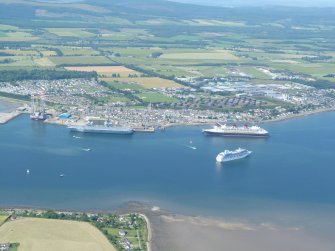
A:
[
  {"xmin": 216, "ymin": 148, "xmax": 252, "ymax": 162},
  {"xmin": 203, "ymin": 124, "xmax": 269, "ymax": 137},
  {"xmin": 68, "ymin": 121, "xmax": 133, "ymax": 135}
]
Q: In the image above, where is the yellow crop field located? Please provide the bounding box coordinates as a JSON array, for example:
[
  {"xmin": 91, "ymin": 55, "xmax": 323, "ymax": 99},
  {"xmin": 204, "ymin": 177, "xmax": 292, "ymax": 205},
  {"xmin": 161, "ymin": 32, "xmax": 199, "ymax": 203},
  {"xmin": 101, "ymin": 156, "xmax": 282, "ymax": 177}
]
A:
[
  {"xmin": 114, "ymin": 77, "xmax": 183, "ymax": 89},
  {"xmin": 65, "ymin": 65, "xmax": 139, "ymax": 77},
  {"xmin": 34, "ymin": 57, "xmax": 56, "ymax": 67},
  {"xmin": 39, "ymin": 50, "xmax": 57, "ymax": 57},
  {"xmin": 0, "ymin": 218, "xmax": 116, "ymax": 251}
]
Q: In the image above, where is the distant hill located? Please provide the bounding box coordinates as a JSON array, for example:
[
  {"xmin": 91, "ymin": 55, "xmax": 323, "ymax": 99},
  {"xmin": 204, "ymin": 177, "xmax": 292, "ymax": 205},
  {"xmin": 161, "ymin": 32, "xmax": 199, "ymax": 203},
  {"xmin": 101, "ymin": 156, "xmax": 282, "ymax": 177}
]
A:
[{"xmin": 170, "ymin": 0, "xmax": 335, "ymax": 7}]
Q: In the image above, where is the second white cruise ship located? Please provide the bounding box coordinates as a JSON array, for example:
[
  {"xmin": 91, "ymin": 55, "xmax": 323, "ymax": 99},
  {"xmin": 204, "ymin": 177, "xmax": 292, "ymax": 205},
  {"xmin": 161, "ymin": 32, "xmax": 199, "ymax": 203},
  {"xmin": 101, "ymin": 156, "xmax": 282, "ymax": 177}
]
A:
[
  {"xmin": 203, "ymin": 123, "xmax": 269, "ymax": 137},
  {"xmin": 216, "ymin": 148, "xmax": 252, "ymax": 162}
]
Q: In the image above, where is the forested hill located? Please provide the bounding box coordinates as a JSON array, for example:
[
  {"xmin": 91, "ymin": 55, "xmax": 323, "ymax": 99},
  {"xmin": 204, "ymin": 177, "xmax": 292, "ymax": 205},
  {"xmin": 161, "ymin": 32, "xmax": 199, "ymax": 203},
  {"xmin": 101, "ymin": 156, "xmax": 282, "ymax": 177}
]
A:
[{"xmin": 0, "ymin": 0, "xmax": 334, "ymax": 26}]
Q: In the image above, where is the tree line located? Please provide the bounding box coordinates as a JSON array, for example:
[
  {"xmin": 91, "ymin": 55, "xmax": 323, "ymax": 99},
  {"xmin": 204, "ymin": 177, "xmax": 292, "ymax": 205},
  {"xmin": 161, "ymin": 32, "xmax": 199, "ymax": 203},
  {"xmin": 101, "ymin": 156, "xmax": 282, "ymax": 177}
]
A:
[{"xmin": 0, "ymin": 69, "xmax": 97, "ymax": 82}]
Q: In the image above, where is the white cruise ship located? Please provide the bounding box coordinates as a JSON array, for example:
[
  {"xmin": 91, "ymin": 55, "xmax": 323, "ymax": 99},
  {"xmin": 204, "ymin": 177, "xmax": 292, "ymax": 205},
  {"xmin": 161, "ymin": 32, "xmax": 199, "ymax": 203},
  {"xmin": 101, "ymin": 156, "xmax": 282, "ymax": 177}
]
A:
[
  {"xmin": 203, "ymin": 124, "xmax": 269, "ymax": 137},
  {"xmin": 216, "ymin": 148, "xmax": 252, "ymax": 162}
]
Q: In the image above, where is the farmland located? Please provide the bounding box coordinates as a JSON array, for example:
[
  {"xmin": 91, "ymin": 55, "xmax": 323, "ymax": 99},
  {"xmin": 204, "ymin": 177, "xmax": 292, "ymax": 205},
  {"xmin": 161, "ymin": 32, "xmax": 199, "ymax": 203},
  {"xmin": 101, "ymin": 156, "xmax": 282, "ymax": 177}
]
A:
[
  {"xmin": 114, "ymin": 77, "xmax": 182, "ymax": 89},
  {"xmin": 0, "ymin": 218, "xmax": 116, "ymax": 251},
  {"xmin": 65, "ymin": 66, "xmax": 139, "ymax": 77},
  {"xmin": 0, "ymin": 0, "xmax": 334, "ymax": 117},
  {"xmin": 0, "ymin": 214, "xmax": 9, "ymax": 225}
]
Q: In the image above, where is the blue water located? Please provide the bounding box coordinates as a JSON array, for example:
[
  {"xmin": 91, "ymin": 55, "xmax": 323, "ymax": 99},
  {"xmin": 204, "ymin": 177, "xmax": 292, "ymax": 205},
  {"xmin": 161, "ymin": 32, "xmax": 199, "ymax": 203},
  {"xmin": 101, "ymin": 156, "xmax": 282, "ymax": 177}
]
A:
[{"xmin": 1, "ymin": 113, "xmax": 335, "ymax": 223}]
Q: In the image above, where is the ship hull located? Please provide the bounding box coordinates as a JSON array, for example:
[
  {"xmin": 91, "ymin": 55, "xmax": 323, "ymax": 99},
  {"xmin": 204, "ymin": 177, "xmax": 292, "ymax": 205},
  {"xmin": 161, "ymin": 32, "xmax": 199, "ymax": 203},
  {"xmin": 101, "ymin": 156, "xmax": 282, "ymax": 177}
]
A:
[
  {"xmin": 203, "ymin": 130, "xmax": 269, "ymax": 137},
  {"xmin": 69, "ymin": 126, "xmax": 133, "ymax": 135}
]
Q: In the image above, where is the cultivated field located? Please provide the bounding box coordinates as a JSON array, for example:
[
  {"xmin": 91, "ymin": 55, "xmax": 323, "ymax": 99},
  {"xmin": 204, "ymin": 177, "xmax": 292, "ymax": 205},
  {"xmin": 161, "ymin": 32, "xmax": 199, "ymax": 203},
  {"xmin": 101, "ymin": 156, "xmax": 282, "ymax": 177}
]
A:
[
  {"xmin": 34, "ymin": 58, "xmax": 55, "ymax": 67},
  {"xmin": 135, "ymin": 91, "xmax": 178, "ymax": 103},
  {"xmin": 160, "ymin": 50, "xmax": 240, "ymax": 60},
  {"xmin": 0, "ymin": 218, "xmax": 116, "ymax": 251},
  {"xmin": 46, "ymin": 28, "xmax": 94, "ymax": 37},
  {"xmin": 0, "ymin": 215, "xmax": 8, "ymax": 225},
  {"xmin": 65, "ymin": 65, "xmax": 139, "ymax": 77},
  {"xmin": 115, "ymin": 77, "xmax": 183, "ymax": 89},
  {"xmin": 49, "ymin": 56, "xmax": 112, "ymax": 66}
]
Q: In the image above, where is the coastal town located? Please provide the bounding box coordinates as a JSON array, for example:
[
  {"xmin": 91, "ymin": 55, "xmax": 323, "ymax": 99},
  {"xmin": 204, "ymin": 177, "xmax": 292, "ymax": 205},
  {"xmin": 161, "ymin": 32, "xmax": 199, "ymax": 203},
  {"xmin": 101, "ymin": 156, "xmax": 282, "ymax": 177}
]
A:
[{"xmin": 0, "ymin": 74, "xmax": 335, "ymax": 128}]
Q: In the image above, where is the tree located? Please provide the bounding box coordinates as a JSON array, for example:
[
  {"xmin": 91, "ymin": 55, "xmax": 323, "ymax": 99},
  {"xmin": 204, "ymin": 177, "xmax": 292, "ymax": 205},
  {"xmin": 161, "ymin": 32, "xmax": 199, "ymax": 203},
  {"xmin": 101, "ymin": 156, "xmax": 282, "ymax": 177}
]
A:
[{"xmin": 151, "ymin": 51, "xmax": 163, "ymax": 58}]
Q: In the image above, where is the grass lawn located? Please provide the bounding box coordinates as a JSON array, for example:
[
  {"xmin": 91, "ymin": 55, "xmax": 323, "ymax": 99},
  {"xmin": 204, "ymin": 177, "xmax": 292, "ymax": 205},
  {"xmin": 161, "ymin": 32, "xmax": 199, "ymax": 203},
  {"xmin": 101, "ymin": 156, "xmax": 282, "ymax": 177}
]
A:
[
  {"xmin": 60, "ymin": 47, "xmax": 100, "ymax": 56},
  {"xmin": 49, "ymin": 56, "xmax": 112, "ymax": 65},
  {"xmin": 0, "ymin": 218, "xmax": 116, "ymax": 251},
  {"xmin": 135, "ymin": 92, "xmax": 177, "ymax": 103},
  {"xmin": 115, "ymin": 77, "xmax": 183, "ymax": 89},
  {"xmin": 101, "ymin": 78, "xmax": 144, "ymax": 90},
  {"xmin": 160, "ymin": 50, "xmax": 240, "ymax": 60},
  {"xmin": 46, "ymin": 28, "xmax": 94, "ymax": 37}
]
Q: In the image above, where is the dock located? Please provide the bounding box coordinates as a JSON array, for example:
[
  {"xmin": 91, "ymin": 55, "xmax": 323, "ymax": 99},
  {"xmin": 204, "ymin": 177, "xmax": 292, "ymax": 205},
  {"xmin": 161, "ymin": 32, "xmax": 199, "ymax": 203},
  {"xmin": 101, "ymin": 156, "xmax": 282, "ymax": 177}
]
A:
[
  {"xmin": 0, "ymin": 112, "xmax": 22, "ymax": 124},
  {"xmin": 132, "ymin": 127, "xmax": 155, "ymax": 133}
]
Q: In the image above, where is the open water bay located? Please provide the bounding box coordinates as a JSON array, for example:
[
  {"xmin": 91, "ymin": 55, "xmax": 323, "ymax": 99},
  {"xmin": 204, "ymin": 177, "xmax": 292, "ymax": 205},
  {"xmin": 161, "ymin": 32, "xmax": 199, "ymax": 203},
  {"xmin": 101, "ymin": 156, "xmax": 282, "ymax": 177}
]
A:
[{"xmin": 0, "ymin": 113, "xmax": 335, "ymax": 231}]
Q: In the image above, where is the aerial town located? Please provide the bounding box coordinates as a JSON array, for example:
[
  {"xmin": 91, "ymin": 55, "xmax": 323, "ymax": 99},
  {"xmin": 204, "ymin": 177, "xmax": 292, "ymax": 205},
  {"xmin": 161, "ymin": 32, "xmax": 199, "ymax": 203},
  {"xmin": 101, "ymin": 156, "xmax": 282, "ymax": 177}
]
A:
[{"xmin": 0, "ymin": 70, "xmax": 335, "ymax": 128}]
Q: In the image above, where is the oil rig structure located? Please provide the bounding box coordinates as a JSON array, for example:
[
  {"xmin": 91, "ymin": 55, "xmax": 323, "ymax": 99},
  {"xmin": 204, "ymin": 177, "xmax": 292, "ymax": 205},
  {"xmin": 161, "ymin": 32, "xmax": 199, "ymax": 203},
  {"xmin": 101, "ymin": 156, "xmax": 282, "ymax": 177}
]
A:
[{"xmin": 30, "ymin": 91, "xmax": 47, "ymax": 121}]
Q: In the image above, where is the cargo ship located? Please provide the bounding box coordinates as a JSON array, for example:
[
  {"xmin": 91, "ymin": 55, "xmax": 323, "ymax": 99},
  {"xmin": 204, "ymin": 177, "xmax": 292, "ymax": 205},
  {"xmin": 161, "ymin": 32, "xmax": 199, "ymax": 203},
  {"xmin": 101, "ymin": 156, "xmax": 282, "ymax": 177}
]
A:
[
  {"xmin": 203, "ymin": 123, "xmax": 269, "ymax": 137},
  {"xmin": 216, "ymin": 148, "xmax": 252, "ymax": 162},
  {"xmin": 68, "ymin": 121, "xmax": 133, "ymax": 135}
]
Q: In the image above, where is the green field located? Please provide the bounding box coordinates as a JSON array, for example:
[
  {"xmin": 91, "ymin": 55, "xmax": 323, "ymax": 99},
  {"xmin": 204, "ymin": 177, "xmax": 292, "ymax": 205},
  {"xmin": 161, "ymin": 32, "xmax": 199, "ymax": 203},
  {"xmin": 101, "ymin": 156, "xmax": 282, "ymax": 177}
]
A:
[
  {"xmin": 102, "ymin": 78, "xmax": 144, "ymax": 90},
  {"xmin": 46, "ymin": 28, "xmax": 95, "ymax": 37},
  {"xmin": 135, "ymin": 92, "xmax": 178, "ymax": 103},
  {"xmin": 114, "ymin": 77, "xmax": 183, "ymax": 89},
  {"xmin": 0, "ymin": 0, "xmax": 334, "ymax": 108},
  {"xmin": 0, "ymin": 215, "xmax": 9, "ymax": 225},
  {"xmin": 49, "ymin": 56, "xmax": 113, "ymax": 65}
]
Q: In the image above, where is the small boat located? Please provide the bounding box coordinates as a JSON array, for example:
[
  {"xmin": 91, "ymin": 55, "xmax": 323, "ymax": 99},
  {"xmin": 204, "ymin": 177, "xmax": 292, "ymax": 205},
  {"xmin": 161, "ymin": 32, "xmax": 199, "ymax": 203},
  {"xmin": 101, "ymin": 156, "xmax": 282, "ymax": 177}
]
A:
[
  {"xmin": 73, "ymin": 136, "xmax": 81, "ymax": 139},
  {"xmin": 83, "ymin": 148, "xmax": 91, "ymax": 152},
  {"xmin": 60, "ymin": 174, "xmax": 65, "ymax": 178},
  {"xmin": 26, "ymin": 169, "xmax": 30, "ymax": 175}
]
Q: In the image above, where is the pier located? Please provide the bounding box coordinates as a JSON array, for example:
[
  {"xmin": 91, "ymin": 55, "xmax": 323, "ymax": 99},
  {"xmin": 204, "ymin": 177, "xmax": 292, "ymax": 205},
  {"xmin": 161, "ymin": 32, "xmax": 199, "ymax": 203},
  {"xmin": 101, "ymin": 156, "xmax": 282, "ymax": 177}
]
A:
[{"xmin": 0, "ymin": 112, "xmax": 22, "ymax": 124}]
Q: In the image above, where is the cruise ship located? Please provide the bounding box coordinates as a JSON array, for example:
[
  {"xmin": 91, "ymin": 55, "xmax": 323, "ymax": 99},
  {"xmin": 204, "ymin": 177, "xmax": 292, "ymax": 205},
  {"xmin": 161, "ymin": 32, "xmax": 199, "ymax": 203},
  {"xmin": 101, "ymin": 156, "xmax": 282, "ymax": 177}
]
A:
[
  {"xmin": 203, "ymin": 123, "xmax": 269, "ymax": 137},
  {"xmin": 68, "ymin": 122, "xmax": 133, "ymax": 135},
  {"xmin": 216, "ymin": 148, "xmax": 252, "ymax": 162}
]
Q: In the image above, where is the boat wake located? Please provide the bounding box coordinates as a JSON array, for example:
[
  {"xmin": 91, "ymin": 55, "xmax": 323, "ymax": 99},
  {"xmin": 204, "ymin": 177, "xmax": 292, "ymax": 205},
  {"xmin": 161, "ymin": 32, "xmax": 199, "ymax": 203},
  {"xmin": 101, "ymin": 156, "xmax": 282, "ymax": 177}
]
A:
[{"xmin": 184, "ymin": 145, "xmax": 197, "ymax": 150}]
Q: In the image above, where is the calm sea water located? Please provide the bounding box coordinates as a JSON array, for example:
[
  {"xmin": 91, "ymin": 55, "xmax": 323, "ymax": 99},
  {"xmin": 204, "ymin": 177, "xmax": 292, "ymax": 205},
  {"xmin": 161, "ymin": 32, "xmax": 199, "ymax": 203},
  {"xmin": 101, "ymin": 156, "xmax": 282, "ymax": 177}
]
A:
[{"xmin": 1, "ymin": 113, "xmax": 335, "ymax": 225}]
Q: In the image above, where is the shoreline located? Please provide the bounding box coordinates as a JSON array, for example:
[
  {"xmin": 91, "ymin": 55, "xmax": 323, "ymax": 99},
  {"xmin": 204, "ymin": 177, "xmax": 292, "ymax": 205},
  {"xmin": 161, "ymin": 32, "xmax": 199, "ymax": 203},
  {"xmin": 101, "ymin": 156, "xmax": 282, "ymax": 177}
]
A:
[
  {"xmin": 0, "ymin": 111, "xmax": 24, "ymax": 124},
  {"xmin": 1, "ymin": 199, "xmax": 335, "ymax": 251},
  {"xmin": 262, "ymin": 107, "xmax": 335, "ymax": 124},
  {"xmin": 0, "ymin": 206, "xmax": 152, "ymax": 251},
  {"xmin": 2, "ymin": 107, "xmax": 335, "ymax": 128},
  {"xmin": 1, "ymin": 95, "xmax": 335, "ymax": 128}
]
